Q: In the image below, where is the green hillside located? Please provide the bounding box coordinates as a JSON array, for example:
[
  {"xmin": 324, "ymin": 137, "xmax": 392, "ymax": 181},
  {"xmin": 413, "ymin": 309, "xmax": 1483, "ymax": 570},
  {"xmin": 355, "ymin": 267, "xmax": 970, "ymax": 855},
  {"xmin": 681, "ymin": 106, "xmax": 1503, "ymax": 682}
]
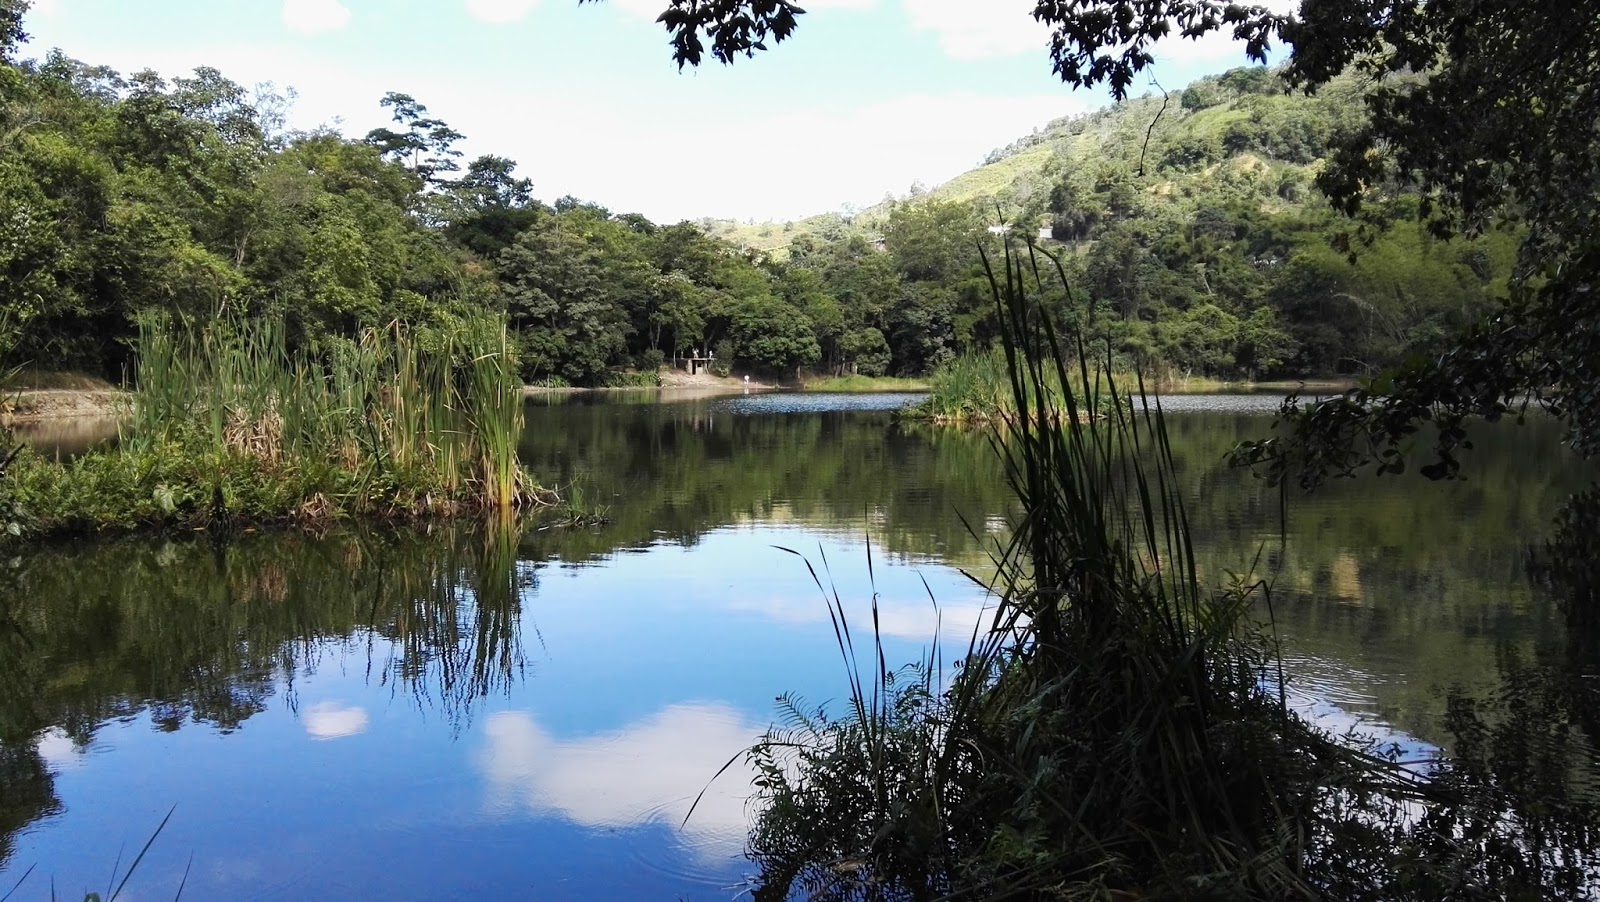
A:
[
  {"xmin": 714, "ymin": 65, "xmax": 1518, "ymax": 381},
  {"xmin": 916, "ymin": 67, "xmax": 1368, "ymax": 225}
]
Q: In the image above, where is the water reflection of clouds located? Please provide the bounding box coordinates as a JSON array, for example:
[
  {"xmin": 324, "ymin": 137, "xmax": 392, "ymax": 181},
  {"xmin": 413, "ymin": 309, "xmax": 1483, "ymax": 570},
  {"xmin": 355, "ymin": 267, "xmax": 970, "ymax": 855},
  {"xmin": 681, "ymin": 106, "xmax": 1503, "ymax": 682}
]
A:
[
  {"xmin": 729, "ymin": 592, "xmax": 994, "ymax": 645},
  {"xmin": 36, "ymin": 728, "xmax": 88, "ymax": 769},
  {"xmin": 479, "ymin": 703, "xmax": 763, "ymax": 861},
  {"xmin": 303, "ymin": 702, "xmax": 369, "ymax": 740}
]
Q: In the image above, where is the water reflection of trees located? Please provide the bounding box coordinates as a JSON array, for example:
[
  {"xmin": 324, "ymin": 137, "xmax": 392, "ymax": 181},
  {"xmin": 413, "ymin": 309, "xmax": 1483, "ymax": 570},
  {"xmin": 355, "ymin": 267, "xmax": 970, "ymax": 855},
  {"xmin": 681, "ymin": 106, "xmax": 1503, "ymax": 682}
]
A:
[
  {"xmin": 524, "ymin": 397, "xmax": 1594, "ymax": 741},
  {"xmin": 1, "ymin": 398, "xmax": 1591, "ymax": 872},
  {"xmin": 0, "ymin": 525, "xmax": 529, "ymax": 870},
  {"xmin": 519, "ymin": 397, "xmax": 1022, "ymax": 567}
]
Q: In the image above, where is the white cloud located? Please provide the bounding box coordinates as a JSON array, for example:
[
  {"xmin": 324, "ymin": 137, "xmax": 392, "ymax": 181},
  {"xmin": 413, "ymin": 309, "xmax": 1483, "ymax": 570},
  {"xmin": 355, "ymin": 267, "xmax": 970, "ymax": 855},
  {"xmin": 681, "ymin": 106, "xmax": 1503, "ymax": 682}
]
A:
[
  {"xmin": 304, "ymin": 702, "xmax": 369, "ymax": 740},
  {"xmin": 607, "ymin": 0, "xmax": 671, "ymax": 21},
  {"xmin": 904, "ymin": 0, "xmax": 1299, "ymax": 67},
  {"xmin": 480, "ymin": 703, "xmax": 764, "ymax": 860},
  {"xmin": 85, "ymin": 42, "xmax": 1087, "ymax": 222},
  {"xmin": 28, "ymin": 0, "xmax": 61, "ymax": 16},
  {"xmin": 902, "ymin": 0, "xmax": 1049, "ymax": 60},
  {"xmin": 281, "ymin": 0, "xmax": 352, "ymax": 36},
  {"xmin": 1148, "ymin": 6, "xmax": 1296, "ymax": 69},
  {"xmin": 507, "ymin": 90, "xmax": 1087, "ymax": 221},
  {"xmin": 464, "ymin": 0, "xmax": 541, "ymax": 24}
]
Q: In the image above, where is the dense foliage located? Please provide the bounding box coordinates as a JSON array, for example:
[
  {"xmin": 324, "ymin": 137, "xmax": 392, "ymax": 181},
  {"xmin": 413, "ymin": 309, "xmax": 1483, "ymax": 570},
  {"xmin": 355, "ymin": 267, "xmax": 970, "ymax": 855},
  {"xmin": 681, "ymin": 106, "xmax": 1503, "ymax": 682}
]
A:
[
  {"xmin": 0, "ymin": 0, "xmax": 832, "ymax": 382},
  {"xmin": 712, "ymin": 64, "xmax": 1518, "ymax": 382},
  {"xmin": 0, "ymin": 0, "xmax": 1528, "ymax": 386}
]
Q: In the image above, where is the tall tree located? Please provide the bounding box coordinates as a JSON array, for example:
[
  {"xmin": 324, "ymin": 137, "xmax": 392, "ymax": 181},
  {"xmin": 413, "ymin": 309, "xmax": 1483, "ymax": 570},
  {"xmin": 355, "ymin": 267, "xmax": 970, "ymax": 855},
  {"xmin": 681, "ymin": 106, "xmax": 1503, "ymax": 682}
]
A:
[
  {"xmin": 365, "ymin": 91, "xmax": 464, "ymax": 185},
  {"xmin": 445, "ymin": 154, "xmax": 541, "ymax": 257}
]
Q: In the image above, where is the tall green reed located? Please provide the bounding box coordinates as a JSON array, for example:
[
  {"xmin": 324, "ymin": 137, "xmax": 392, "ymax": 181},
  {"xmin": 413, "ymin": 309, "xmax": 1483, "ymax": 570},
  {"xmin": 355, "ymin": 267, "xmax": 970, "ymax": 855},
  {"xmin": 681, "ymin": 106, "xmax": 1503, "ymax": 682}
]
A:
[
  {"xmin": 744, "ymin": 242, "xmax": 1432, "ymax": 901},
  {"xmin": 129, "ymin": 313, "xmax": 533, "ymax": 518},
  {"xmin": 913, "ymin": 344, "xmax": 1122, "ymax": 425}
]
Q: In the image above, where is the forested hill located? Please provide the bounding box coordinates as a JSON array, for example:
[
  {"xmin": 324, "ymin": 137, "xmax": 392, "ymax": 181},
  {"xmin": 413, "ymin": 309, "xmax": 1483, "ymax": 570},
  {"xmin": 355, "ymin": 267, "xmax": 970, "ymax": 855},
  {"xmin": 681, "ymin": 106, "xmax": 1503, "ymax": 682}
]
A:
[
  {"xmin": 0, "ymin": 0, "xmax": 1516, "ymax": 386},
  {"xmin": 709, "ymin": 65, "xmax": 1521, "ymax": 381}
]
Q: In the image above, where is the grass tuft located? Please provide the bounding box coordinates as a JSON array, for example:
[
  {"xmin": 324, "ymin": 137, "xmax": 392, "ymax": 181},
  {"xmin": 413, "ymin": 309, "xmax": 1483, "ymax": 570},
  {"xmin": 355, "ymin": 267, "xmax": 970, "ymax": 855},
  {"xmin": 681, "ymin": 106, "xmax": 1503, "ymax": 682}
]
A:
[{"xmin": 801, "ymin": 375, "xmax": 932, "ymax": 393}]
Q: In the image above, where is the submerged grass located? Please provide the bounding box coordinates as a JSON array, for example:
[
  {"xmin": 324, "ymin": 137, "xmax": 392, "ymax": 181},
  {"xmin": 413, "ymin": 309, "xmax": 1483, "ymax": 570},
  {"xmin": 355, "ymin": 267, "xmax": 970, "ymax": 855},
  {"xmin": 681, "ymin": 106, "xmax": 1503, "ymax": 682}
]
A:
[
  {"xmin": 744, "ymin": 242, "xmax": 1600, "ymax": 900},
  {"xmin": 802, "ymin": 375, "xmax": 932, "ymax": 393},
  {"xmin": 0, "ymin": 315, "xmax": 544, "ymax": 541}
]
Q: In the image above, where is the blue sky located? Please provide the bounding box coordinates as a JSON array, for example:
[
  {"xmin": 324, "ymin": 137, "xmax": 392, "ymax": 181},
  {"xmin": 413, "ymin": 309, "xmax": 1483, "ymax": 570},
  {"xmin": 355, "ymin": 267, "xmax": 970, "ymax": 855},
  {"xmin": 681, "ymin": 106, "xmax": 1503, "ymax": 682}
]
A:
[{"xmin": 20, "ymin": 0, "xmax": 1290, "ymax": 222}]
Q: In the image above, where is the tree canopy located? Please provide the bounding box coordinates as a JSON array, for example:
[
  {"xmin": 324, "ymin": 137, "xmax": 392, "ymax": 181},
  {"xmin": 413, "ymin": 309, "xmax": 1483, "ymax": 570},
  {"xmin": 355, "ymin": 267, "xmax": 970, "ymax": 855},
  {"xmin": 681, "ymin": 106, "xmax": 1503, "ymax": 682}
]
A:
[{"xmin": 4, "ymin": 0, "xmax": 1590, "ymax": 399}]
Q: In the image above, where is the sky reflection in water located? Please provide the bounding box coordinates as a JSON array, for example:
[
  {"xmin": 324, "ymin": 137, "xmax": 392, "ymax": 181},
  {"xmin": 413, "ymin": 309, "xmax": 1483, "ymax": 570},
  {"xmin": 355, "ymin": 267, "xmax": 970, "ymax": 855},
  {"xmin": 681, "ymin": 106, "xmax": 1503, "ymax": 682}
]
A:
[
  {"xmin": 1, "ymin": 391, "xmax": 1588, "ymax": 899},
  {"xmin": 6, "ymin": 523, "xmax": 989, "ymax": 900}
]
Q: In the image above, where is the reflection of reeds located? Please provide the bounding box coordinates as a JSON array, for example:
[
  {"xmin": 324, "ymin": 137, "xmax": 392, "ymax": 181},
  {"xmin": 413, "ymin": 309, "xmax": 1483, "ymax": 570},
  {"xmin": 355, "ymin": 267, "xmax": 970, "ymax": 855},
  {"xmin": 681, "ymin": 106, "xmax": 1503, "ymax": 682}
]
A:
[
  {"xmin": 2, "ymin": 522, "xmax": 540, "ymax": 887},
  {"xmin": 375, "ymin": 523, "xmax": 527, "ymax": 733}
]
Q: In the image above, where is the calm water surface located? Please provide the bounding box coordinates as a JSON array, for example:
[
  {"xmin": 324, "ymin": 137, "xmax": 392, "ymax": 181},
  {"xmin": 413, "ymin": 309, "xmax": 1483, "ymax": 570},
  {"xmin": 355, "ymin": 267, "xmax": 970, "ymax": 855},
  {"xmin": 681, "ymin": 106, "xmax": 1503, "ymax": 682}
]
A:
[{"xmin": 0, "ymin": 390, "xmax": 1590, "ymax": 899}]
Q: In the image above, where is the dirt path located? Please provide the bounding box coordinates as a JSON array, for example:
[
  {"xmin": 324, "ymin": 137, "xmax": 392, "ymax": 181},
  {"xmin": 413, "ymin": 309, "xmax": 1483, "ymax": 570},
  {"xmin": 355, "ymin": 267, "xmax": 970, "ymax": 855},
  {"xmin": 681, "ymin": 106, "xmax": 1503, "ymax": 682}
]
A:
[
  {"xmin": 522, "ymin": 370, "xmax": 777, "ymax": 394},
  {"xmin": 656, "ymin": 370, "xmax": 774, "ymax": 389}
]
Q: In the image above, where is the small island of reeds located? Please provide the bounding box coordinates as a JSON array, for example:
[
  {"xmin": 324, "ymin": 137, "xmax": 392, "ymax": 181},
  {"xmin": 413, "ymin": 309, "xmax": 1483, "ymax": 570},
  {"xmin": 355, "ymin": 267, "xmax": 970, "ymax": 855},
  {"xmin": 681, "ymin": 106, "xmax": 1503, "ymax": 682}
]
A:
[
  {"xmin": 902, "ymin": 348, "xmax": 1127, "ymax": 425},
  {"xmin": 0, "ymin": 314, "xmax": 543, "ymax": 542}
]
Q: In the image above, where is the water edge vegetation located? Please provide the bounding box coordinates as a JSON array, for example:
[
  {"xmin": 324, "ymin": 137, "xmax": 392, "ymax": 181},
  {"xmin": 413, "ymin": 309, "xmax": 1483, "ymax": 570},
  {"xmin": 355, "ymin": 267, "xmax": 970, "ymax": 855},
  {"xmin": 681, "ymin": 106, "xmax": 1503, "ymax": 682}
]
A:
[
  {"xmin": 0, "ymin": 315, "xmax": 543, "ymax": 543},
  {"xmin": 799, "ymin": 375, "xmax": 932, "ymax": 393}
]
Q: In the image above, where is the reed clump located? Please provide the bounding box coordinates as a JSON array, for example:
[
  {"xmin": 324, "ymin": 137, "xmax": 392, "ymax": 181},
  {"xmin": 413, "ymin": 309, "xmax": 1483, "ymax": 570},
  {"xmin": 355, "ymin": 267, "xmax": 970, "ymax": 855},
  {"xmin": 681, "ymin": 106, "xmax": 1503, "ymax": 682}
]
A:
[
  {"xmin": 802, "ymin": 374, "xmax": 932, "ymax": 393},
  {"xmin": 0, "ymin": 314, "xmax": 543, "ymax": 541},
  {"xmin": 905, "ymin": 348, "xmax": 1125, "ymax": 426},
  {"xmin": 744, "ymin": 244, "xmax": 1600, "ymax": 900}
]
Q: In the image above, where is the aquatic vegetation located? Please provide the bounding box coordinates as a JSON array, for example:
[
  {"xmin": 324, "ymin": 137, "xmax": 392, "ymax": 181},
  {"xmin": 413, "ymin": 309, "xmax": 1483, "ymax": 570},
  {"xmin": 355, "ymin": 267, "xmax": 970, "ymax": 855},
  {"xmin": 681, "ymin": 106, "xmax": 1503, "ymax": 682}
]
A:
[
  {"xmin": 542, "ymin": 480, "xmax": 613, "ymax": 529},
  {"xmin": 0, "ymin": 315, "xmax": 544, "ymax": 541},
  {"xmin": 904, "ymin": 346, "xmax": 1126, "ymax": 425},
  {"xmin": 744, "ymin": 245, "xmax": 1600, "ymax": 900},
  {"xmin": 801, "ymin": 375, "xmax": 931, "ymax": 393}
]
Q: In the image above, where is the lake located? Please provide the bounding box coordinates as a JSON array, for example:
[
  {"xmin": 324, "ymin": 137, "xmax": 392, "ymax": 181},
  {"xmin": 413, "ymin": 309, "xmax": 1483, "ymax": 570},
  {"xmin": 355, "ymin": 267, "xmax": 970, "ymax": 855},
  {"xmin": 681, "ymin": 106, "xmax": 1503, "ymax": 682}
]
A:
[{"xmin": 0, "ymin": 390, "xmax": 1589, "ymax": 899}]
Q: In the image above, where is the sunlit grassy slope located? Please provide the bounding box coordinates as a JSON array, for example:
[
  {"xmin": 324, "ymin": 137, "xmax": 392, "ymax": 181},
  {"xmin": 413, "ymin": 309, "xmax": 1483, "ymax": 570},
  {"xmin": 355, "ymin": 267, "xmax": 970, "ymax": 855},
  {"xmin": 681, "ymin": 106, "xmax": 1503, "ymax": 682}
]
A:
[{"xmin": 703, "ymin": 66, "xmax": 1370, "ymax": 251}]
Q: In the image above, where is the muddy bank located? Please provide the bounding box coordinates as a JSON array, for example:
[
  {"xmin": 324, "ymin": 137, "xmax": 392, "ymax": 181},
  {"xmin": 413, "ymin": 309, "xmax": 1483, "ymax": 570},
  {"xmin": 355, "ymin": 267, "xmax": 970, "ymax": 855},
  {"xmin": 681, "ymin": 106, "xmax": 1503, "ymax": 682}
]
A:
[{"xmin": 1, "ymin": 389, "xmax": 131, "ymax": 423}]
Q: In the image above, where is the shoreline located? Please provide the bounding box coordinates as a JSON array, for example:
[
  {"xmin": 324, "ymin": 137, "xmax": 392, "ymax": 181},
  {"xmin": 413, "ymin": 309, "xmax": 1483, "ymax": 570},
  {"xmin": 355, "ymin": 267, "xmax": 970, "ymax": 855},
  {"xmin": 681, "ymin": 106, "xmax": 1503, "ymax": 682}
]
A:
[
  {"xmin": 523, "ymin": 371, "xmax": 780, "ymax": 394},
  {"xmin": 1, "ymin": 389, "xmax": 131, "ymax": 424},
  {"xmin": 0, "ymin": 376, "xmax": 1360, "ymax": 424}
]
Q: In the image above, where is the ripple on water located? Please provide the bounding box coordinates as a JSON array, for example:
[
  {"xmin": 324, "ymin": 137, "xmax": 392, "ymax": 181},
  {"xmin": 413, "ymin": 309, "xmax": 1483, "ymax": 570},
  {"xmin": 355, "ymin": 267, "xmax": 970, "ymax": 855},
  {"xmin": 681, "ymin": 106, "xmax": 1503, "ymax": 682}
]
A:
[
  {"xmin": 710, "ymin": 392, "xmax": 926, "ymax": 415},
  {"xmin": 1278, "ymin": 652, "xmax": 1437, "ymax": 771},
  {"xmin": 1142, "ymin": 393, "xmax": 1296, "ymax": 414},
  {"xmin": 625, "ymin": 809, "xmax": 754, "ymax": 895}
]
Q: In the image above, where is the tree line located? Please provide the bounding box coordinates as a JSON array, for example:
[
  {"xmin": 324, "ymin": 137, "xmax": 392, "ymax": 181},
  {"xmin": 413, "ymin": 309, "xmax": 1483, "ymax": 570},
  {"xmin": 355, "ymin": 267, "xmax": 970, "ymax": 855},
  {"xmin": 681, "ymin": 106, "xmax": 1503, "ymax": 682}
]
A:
[
  {"xmin": 0, "ymin": 0, "xmax": 1519, "ymax": 385},
  {"xmin": 761, "ymin": 64, "xmax": 1519, "ymax": 382},
  {"xmin": 0, "ymin": 2, "xmax": 825, "ymax": 384}
]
